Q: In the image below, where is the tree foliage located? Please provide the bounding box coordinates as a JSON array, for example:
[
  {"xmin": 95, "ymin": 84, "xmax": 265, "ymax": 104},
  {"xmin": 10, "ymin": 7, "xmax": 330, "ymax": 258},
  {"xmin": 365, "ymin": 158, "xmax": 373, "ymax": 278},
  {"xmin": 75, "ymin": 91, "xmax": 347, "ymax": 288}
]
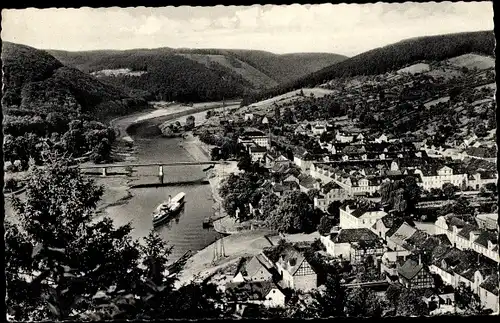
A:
[
  {"xmin": 266, "ymin": 191, "xmax": 319, "ymax": 233},
  {"xmin": 5, "ymin": 153, "xmax": 224, "ymax": 321}
]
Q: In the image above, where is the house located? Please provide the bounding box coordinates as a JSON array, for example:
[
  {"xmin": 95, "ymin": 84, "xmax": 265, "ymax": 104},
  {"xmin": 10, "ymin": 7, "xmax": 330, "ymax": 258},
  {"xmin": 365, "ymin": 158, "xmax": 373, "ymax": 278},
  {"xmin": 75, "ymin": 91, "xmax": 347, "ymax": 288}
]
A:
[
  {"xmin": 335, "ymin": 132, "xmax": 354, "ymax": 143},
  {"xmin": 429, "ymin": 247, "xmax": 499, "ymax": 312},
  {"xmin": 313, "ymin": 182, "xmax": 350, "ymax": 211},
  {"xmin": 356, "ymin": 133, "xmax": 365, "ymax": 143},
  {"xmin": 397, "ymin": 257, "xmax": 434, "ymax": 290},
  {"xmin": 294, "ymin": 124, "xmax": 308, "ymax": 136},
  {"xmin": 249, "ymin": 145, "xmax": 267, "ymax": 162},
  {"xmin": 475, "ymin": 213, "xmax": 498, "ymax": 231},
  {"xmin": 468, "ymin": 170, "xmax": 498, "ymax": 190},
  {"xmin": 233, "ymin": 254, "xmax": 276, "ymax": 283},
  {"xmin": 386, "ymin": 222, "xmax": 417, "ymax": 252},
  {"xmin": 413, "ymin": 165, "xmax": 468, "ymax": 190},
  {"xmin": 274, "ymin": 246, "xmax": 317, "ymax": 292},
  {"xmin": 241, "ymin": 129, "xmax": 270, "ymax": 149},
  {"xmin": 244, "ymin": 113, "xmax": 254, "ymax": 121},
  {"xmin": 371, "ymin": 216, "xmax": 411, "ymax": 241},
  {"xmin": 478, "ymin": 273, "xmax": 499, "ymax": 312},
  {"xmin": 375, "ymin": 134, "xmax": 389, "ymax": 143},
  {"xmin": 312, "ymin": 124, "xmax": 327, "ymax": 136},
  {"xmin": 293, "ymin": 148, "xmax": 314, "ymax": 172},
  {"xmin": 339, "ymin": 201, "xmax": 387, "ymax": 229},
  {"xmin": 434, "ymin": 215, "xmax": 499, "ymax": 263},
  {"xmin": 297, "ymin": 174, "xmax": 320, "ymax": 193},
  {"xmin": 320, "ymin": 227, "xmax": 384, "ymax": 264},
  {"xmin": 224, "ymin": 281, "xmax": 287, "ymax": 309},
  {"xmin": 261, "ymin": 116, "xmax": 269, "ymax": 125}
]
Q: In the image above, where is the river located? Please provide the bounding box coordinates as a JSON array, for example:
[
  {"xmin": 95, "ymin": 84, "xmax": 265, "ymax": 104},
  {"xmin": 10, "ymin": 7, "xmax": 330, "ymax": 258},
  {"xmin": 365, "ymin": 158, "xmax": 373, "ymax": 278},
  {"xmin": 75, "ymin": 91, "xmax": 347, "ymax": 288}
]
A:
[
  {"xmin": 102, "ymin": 135, "xmax": 221, "ymax": 263},
  {"xmin": 103, "ymin": 103, "xmax": 239, "ymax": 263},
  {"xmin": 5, "ymin": 102, "xmax": 239, "ymax": 264}
]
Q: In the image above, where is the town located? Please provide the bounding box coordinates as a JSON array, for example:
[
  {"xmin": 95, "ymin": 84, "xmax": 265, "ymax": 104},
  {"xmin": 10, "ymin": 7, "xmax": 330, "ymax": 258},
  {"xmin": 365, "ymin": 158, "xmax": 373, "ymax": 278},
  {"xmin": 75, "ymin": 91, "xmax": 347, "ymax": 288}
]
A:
[
  {"xmin": 3, "ymin": 3, "xmax": 497, "ymax": 321},
  {"xmin": 192, "ymin": 53, "xmax": 498, "ymax": 317}
]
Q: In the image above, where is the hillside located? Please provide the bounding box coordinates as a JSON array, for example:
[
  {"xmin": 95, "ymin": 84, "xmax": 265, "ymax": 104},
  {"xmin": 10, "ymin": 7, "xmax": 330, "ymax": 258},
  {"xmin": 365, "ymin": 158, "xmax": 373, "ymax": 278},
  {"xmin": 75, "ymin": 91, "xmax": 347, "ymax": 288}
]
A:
[
  {"xmin": 240, "ymin": 30, "xmax": 495, "ymax": 106},
  {"xmin": 2, "ymin": 42, "xmax": 148, "ymax": 119},
  {"xmin": 48, "ymin": 48, "xmax": 347, "ymax": 102},
  {"xmin": 223, "ymin": 50, "xmax": 347, "ymax": 84}
]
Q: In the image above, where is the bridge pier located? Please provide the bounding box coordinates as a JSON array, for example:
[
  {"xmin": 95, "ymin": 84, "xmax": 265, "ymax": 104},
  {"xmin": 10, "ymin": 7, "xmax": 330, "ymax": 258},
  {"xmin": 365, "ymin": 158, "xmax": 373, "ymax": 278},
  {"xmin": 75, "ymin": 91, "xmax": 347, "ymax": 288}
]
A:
[{"xmin": 102, "ymin": 167, "xmax": 108, "ymax": 177}]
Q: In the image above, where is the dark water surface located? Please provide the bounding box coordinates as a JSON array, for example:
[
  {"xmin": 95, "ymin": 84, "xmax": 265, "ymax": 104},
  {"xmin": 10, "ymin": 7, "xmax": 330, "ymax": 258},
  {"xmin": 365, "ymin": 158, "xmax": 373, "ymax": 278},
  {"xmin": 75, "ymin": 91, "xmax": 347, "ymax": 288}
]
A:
[{"xmin": 103, "ymin": 128, "xmax": 220, "ymax": 263}]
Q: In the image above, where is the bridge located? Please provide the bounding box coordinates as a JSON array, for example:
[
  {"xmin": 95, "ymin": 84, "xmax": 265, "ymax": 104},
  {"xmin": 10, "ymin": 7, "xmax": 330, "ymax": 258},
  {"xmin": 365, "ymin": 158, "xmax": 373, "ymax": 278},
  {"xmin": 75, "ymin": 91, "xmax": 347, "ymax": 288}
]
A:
[{"xmin": 78, "ymin": 161, "xmax": 227, "ymax": 177}]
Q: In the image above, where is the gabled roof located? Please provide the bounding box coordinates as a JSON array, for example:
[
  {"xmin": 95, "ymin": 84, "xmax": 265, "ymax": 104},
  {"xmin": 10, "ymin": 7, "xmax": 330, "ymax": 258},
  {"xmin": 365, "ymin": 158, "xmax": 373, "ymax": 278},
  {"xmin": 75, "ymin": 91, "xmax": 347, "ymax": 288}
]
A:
[
  {"xmin": 298, "ymin": 174, "xmax": 317, "ymax": 189},
  {"xmin": 225, "ymin": 281, "xmax": 281, "ymax": 301},
  {"xmin": 332, "ymin": 228, "xmax": 380, "ymax": 244},
  {"xmin": 388, "ymin": 222, "xmax": 417, "ymax": 246},
  {"xmin": 250, "ymin": 145, "xmax": 267, "ymax": 153},
  {"xmin": 243, "ymin": 254, "xmax": 274, "ymax": 278},
  {"xmin": 397, "ymin": 258, "xmax": 425, "ymax": 280},
  {"xmin": 474, "ymin": 231, "xmax": 498, "ymax": 247},
  {"xmin": 480, "ymin": 273, "xmax": 499, "ymax": 295},
  {"xmin": 276, "ymin": 246, "xmax": 308, "ymax": 276},
  {"xmin": 457, "ymin": 224, "xmax": 479, "ymax": 239}
]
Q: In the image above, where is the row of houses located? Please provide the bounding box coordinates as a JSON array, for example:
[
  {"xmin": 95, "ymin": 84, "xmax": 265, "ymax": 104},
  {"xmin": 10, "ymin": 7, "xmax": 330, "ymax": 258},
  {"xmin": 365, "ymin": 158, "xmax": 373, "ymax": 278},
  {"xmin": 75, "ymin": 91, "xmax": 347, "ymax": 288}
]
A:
[
  {"xmin": 318, "ymin": 201, "xmax": 499, "ymax": 312},
  {"xmin": 223, "ymin": 245, "xmax": 319, "ymax": 311}
]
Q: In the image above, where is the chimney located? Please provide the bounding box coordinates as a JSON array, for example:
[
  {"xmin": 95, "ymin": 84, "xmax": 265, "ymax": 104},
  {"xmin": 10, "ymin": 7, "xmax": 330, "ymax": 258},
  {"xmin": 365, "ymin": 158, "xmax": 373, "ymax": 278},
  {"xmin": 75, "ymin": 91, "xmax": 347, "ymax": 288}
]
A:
[{"xmin": 418, "ymin": 254, "xmax": 422, "ymax": 265}]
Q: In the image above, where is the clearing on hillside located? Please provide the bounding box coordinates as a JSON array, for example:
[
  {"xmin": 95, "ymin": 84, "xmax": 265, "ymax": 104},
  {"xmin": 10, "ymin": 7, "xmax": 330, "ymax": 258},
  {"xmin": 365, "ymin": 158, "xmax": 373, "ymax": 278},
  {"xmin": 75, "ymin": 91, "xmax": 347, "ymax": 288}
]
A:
[
  {"xmin": 447, "ymin": 53, "xmax": 495, "ymax": 70},
  {"xmin": 397, "ymin": 63, "xmax": 431, "ymax": 74}
]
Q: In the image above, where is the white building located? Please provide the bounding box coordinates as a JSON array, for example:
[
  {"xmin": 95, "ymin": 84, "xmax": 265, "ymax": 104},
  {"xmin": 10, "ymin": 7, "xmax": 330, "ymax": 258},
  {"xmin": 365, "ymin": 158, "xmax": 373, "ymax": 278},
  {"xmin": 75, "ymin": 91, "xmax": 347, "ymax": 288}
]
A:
[
  {"xmin": 434, "ymin": 215, "xmax": 499, "ymax": 263},
  {"xmin": 249, "ymin": 145, "xmax": 267, "ymax": 162},
  {"xmin": 414, "ymin": 165, "xmax": 468, "ymax": 190},
  {"xmin": 339, "ymin": 202, "xmax": 387, "ymax": 229},
  {"xmin": 312, "ymin": 124, "xmax": 327, "ymax": 136}
]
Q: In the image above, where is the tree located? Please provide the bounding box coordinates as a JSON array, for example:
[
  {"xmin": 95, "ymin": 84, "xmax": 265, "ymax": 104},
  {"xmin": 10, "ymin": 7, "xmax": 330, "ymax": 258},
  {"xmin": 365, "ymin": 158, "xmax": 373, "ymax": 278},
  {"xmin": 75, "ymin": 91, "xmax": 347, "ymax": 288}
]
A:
[
  {"xmin": 474, "ymin": 123, "xmax": 488, "ymax": 138},
  {"xmin": 442, "ymin": 183, "xmax": 458, "ymax": 200},
  {"xmin": 6, "ymin": 152, "xmax": 226, "ymax": 321},
  {"xmin": 317, "ymin": 215, "xmax": 335, "ymax": 235},
  {"xmin": 266, "ymin": 191, "xmax": 316, "ymax": 233},
  {"xmin": 283, "ymin": 107, "xmax": 294, "ymax": 124},
  {"xmin": 237, "ymin": 152, "xmax": 252, "ymax": 172},
  {"xmin": 307, "ymin": 188, "xmax": 320, "ymax": 202},
  {"xmin": 484, "ymin": 182, "xmax": 497, "ymax": 195},
  {"xmin": 327, "ymin": 200, "xmax": 343, "ymax": 219},
  {"xmin": 345, "ymin": 287, "xmax": 385, "ymax": 317},
  {"xmin": 386, "ymin": 285, "xmax": 428, "ymax": 316},
  {"xmin": 454, "ymin": 282, "xmax": 486, "ymax": 315},
  {"xmin": 6, "ymin": 153, "xmax": 143, "ymax": 321},
  {"xmin": 310, "ymin": 275, "xmax": 346, "ymax": 317},
  {"xmin": 258, "ymin": 192, "xmax": 279, "ymax": 221},
  {"xmin": 185, "ymin": 115, "xmax": 195, "ymax": 130}
]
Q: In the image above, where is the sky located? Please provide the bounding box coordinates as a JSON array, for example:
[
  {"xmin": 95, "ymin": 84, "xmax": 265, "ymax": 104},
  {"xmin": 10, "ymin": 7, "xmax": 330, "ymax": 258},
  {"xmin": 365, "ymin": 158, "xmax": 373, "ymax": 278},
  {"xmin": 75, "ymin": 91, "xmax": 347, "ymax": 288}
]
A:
[{"xmin": 1, "ymin": 2, "xmax": 494, "ymax": 56}]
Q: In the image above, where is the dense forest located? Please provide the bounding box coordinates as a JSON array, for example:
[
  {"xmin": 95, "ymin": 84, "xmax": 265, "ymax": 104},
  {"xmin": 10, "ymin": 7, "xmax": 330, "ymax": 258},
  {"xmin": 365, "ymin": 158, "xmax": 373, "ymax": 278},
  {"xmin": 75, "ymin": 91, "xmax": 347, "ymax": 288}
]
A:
[
  {"xmin": 49, "ymin": 47, "xmax": 347, "ymax": 103},
  {"xmin": 2, "ymin": 42, "xmax": 148, "ymax": 118},
  {"xmin": 2, "ymin": 42, "xmax": 147, "ymax": 167},
  {"xmin": 240, "ymin": 30, "xmax": 495, "ymax": 106}
]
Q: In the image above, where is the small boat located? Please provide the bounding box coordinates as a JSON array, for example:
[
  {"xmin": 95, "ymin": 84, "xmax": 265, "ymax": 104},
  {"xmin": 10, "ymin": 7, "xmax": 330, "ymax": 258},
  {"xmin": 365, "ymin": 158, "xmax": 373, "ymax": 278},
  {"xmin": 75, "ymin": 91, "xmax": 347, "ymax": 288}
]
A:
[
  {"xmin": 202, "ymin": 217, "xmax": 213, "ymax": 228},
  {"xmin": 153, "ymin": 192, "xmax": 186, "ymax": 226}
]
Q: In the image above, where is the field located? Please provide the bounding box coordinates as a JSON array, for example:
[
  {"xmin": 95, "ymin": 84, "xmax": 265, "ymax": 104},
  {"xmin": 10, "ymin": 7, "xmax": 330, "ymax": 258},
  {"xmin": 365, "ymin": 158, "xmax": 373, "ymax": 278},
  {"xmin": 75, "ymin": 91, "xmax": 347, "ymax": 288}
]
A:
[
  {"xmin": 447, "ymin": 53, "xmax": 495, "ymax": 70},
  {"xmin": 397, "ymin": 63, "xmax": 430, "ymax": 74},
  {"xmin": 240, "ymin": 88, "xmax": 334, "ymax": 114}
]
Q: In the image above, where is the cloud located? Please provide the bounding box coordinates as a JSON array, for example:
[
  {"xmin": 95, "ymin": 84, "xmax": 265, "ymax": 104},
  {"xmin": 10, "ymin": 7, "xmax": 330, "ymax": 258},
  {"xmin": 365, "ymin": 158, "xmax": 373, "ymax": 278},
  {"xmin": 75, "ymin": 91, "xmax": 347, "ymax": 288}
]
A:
[{"xmin": 1, "ymin": 2, "xmax": 494, "ymax": 55}]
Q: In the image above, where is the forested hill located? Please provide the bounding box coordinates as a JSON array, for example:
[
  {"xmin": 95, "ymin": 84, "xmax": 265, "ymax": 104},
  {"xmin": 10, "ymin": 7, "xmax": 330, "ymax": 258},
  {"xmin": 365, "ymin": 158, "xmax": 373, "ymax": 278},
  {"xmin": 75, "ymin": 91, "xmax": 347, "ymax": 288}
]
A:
[
  {"xmin": 48, "ymin": 48, "xmax": 347, "ymax": 102},
  {"xmin": 240, "ymin": 30, "xmax": 495, "ymax": 106},
  {"xmin": 2, "ymin": 42, "xmax": 148, "ymax": 120}
]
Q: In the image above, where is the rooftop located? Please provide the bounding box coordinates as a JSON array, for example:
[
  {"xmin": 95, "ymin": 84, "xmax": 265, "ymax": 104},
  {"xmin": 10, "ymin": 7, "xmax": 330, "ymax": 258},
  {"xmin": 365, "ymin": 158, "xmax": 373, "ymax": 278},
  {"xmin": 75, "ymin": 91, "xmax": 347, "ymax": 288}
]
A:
[
  {"xmin": 397, "ymin": 258, "xmax": 425, "ymax": 280},
  {"xmin": 332, "ymin": 228, "xmax": 380, "ymax": 244}
]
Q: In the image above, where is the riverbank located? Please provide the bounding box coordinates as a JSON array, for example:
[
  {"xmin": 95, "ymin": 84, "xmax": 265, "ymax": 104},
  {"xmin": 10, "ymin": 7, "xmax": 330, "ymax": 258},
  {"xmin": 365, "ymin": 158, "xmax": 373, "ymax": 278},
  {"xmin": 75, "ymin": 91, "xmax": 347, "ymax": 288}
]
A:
[{"xmin": 175, "ymin": 229, "xmax": 275, "ymax": 288}]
